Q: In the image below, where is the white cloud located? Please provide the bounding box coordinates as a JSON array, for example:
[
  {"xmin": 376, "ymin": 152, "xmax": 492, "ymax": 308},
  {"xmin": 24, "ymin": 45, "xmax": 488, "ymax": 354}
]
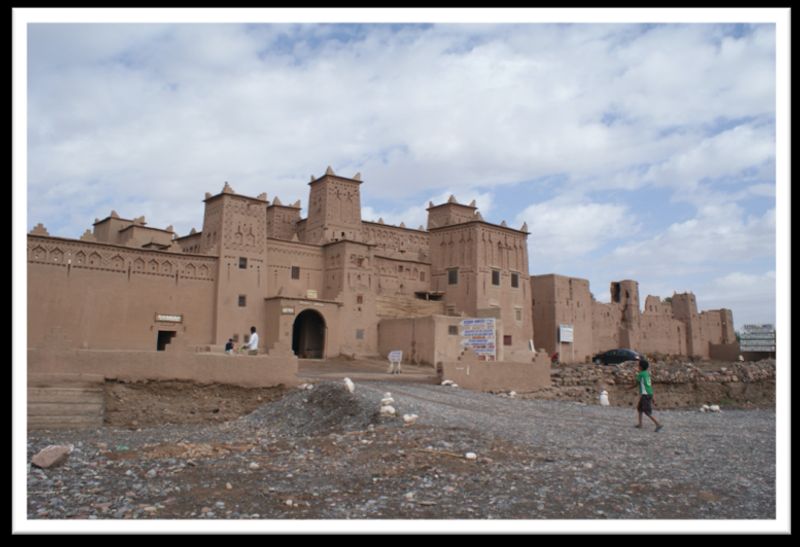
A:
[
  {"xmin": 361, "ymin": 189, "xmax": 494, "ymax": 231},
  {"xmin": 698, "ymin": 271, "xmax": 776, "ymax": 328},
  {"xmin": 518, "ymin": 197, "xmax": 635, "ymax": 271},
  {"xmin": 611, "ymin": 204, "xmax": 775, "ymax": 273},
  {"xmin": 27, "ymin": 23, "xmax": 778, "ymax": 239}
]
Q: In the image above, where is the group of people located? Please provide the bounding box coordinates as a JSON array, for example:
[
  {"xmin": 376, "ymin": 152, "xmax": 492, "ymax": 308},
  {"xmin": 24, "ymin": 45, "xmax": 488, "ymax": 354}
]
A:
[{"xmin": 225, "ymin": 326, "xmax": 259, "ymax": 355}]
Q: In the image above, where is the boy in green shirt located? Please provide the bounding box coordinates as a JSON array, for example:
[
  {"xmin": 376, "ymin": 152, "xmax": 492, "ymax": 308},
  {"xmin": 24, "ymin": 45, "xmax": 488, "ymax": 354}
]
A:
[{"xmin": 630, "ymin": 356, "xmax": 664, "ymax": 432}]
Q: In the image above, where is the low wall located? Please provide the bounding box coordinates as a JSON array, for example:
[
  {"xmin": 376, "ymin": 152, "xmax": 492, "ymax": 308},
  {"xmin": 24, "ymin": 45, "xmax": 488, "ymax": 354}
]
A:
[
  {"xmin": 28, "ymin": 348, "xmax": 299, "ymax": 388},
  {"xmin": 709, "ymin": 343, "xmax": 741, "ymax": 361},
  {"xmin": 440, "ymin": 351, "xmax": 551, "ymax": 392}
]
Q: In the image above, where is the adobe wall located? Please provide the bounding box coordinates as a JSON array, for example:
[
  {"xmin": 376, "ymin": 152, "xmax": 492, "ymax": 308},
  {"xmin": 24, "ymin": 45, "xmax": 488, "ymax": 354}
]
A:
[
  {"xmin": 440, "ymin": 350, "xmax": 551, "ymax": 392},
  {"xmin": 531, "ymin": 274, "xmax": 593, "ymax": 362},
  {"xmin": 378, "ymin": 315, "xmax": 464, "ymax": 366},
  {"xmin": 28, "ymin": 348, "xmax": 299, "ymax": 388},
  {"xmin": 28, "ymin": 236, "xmax": 216, "ymax": 351},
  {"xmin": 533, "ymin": 274, "xmax": 739, "ymax": 362},
  {"xmin": 639, "ymin": 296, "xmax": 686, "ymax": 356}
]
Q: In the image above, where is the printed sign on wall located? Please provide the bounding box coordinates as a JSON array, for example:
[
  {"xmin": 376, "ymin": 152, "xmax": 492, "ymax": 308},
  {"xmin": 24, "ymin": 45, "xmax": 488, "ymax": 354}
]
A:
[{"xmin": 460, "ymin": 318, "xmax": 497, "ymax": 361}]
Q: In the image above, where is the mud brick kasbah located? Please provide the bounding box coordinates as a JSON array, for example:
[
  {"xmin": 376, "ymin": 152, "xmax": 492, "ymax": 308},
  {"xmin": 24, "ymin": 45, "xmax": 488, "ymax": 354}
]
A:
[{"xmin": 27, "ymin": 166, "xmax": 737, "ymax": 365}]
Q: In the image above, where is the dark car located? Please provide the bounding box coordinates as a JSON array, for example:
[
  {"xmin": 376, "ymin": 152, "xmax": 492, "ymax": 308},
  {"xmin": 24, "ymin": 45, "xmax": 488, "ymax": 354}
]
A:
[{"xmin": 592, "ymin": 348, "xmax": 642, "ymax": 365}]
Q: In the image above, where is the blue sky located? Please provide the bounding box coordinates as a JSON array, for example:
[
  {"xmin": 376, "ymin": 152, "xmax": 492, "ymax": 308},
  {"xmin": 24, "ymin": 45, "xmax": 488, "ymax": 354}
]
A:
[{"xmin": 23, "ymin": 15, "xmax": 784, "ymax": 330}]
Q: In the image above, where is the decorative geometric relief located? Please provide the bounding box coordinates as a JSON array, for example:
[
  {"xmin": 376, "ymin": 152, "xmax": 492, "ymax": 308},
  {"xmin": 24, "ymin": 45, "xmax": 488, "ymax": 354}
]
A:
[
  {"xmin": 75, "ymin": 251, "xmax": 86, "ymax": 265},
  {"xmin": 134, "ymin": 258, "xmax": 145, "ymax": 271},
  {"xmin": 198, "ymin": 265, "xmax": 209, "ymax": 278},
  {"xmin": 50, "ymin": 248, "xmax": 64, "ymax": 263},
  {"xmin": 111, "ymin": 255, "xmax": 125, "ymax": 269},
  {"xmin": 31, "ymin": 246, "xmax": 46, "ymax": 261},
  {"xmin": 148, "ymin": 259, "xmax": 159, "ymax": 272},
  {"xmin": 162, "ymin": 261, "xmax": 173, "ymax": 274},
  {"xmin": 185, "ymin": 263, "xmax": 196, "ymax": 277},
  {"xmin": 89, "ymin": 252, "xmax": 102, "ymax": 266}
]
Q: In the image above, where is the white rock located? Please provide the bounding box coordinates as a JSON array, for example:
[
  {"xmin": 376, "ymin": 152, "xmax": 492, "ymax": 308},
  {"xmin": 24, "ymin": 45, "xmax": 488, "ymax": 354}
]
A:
[
  {"xmin": 249, "ymin": 462, "xmax": 260, "ymax": 470},
  {"xmin": 441, "ymin": 380, "xmax": 455, "ymax": 386},
  {"xmin": 343, "ymin": 377, "xmax": 355, "ymax": 393},
  {"xmin": 709, "ymin": 404, "xmax": 721, "ymax": 412},
  {"xmin": 599, "ymin": 390, "xmax": 610, "ymax": 406},
  {"xmin": 380, "ymin": 405, "xmax": 396, "ymax": 417},
  {"xmin": 509, "ymin": 391, "xmax": 517, "ymax": 398},
  {"xmin": 465, "ymin": 452, "xmax": 478, "ymax": 460},
  {"xmin": 402, "ymin": 414, "xmax": 419, "ymax": 425},
  {"xmin": 700, "ymin": 404, "xmax": 710, "ymax": 413},
  {"xmin": 381, "ymin": 397, "xmax": 395, "ymax": 406}
]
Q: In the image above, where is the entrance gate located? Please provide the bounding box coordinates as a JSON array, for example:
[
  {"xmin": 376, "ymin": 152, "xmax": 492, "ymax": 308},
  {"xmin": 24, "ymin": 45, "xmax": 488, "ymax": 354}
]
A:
[{"xmin": 292, "ymin": 309, "xmax": 326, "ymax": 359}]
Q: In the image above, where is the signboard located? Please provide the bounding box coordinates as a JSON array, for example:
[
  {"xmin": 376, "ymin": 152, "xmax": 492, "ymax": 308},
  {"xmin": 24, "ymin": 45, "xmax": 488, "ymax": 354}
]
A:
[
  {"xmin": 281, "ymin": 307, "xmax": 295, "ymax": 315},
  {"xmin": 306, "ymin": 289, "xmax": 318, "ymax": 299},
  {"xmin": 460, "ymin": 318, "xmax": 497, "ymax": 361},
  {"xmin": 156, "ymin": 314, "xmax": 182, "ymax": 323},
  {"xmin": 559, "ymin": 324, "xmax": 574, "ymax": 343},
  {"xmin": 739, "ymin": 324, "xmax": 776, "ymax": 352}
]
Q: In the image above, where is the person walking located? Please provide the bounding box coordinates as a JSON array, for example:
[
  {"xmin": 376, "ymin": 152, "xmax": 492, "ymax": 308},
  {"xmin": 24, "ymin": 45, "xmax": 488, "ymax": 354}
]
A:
[{"xmin": 631, "ymin": 356, "xmax": 663, "ymax": 432}]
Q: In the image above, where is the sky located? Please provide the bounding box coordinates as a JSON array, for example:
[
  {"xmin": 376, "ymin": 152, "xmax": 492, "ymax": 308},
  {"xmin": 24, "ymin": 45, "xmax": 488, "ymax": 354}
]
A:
[{"xmin": 22, "ymin": 12, "xmax": 785, "ymax": 331}]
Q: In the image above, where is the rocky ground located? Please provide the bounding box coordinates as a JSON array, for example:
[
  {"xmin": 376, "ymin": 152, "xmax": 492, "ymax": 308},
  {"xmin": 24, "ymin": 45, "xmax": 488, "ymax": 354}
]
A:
[{"xmin": 26, "ymin": 370, "xmax": 776, "ymax": 525}]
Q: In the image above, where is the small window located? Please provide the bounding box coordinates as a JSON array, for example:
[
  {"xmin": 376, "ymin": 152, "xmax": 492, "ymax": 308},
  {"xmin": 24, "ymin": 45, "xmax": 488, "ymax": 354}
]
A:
[
  {"xmin": 355, "ymin": 329, "xmax": 364, "ymax": 340},
  {"xmin": 503, "ymin": 335, "xmax": 512, "ymax": 346},
  {"xmin": 492, "ymin": 270, "xmax": 500, "ymax": 286},
  {"xmin": 511, "ymin": 272, "xmax": 519, "ymax": 288},
  {"xmin": 448, "ymin": 325, "xmax": 458, "ymax": 335},
  {"xmin": 291, "ymin": 266, "xmax": 300, "ymax": 279},
  {"xmin": 238, "ymin": 295, "xmax": 247, "ymax": 307},
  {"xmin": 448, "ymin": 268, "xmax": 459, "ymax": 285},
  {"xmin": 420, "ymin": 271, "xmax": 426, "ymax": 282},
  {"xmin": 356, "ymin": 295, "xmax": 364, "ymax": 304},
  {"xmin": 515, "ymin": 308, "xmax": 522, "ymax": 322},
  {"xmin": 239, "ymin": 257, "xmax": 247, "ymax": 269}
]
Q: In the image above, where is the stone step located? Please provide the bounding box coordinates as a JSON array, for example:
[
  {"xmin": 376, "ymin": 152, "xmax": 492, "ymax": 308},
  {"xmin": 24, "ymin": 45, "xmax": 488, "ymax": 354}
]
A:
[{"xmin": 27, "ymin": 373, "xmax": 106, "ymax": 430}]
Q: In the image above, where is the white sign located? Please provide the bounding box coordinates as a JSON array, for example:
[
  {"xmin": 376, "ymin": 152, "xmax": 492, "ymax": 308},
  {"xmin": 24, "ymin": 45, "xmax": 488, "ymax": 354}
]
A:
[
  {"xmin": 156, "ymin": 314, "xmax": 182, "ymax": 323},
  {"xmin": 388, "ymin": 350, "xmax": 403, "ymax": 363},
  {"xmin": 306, "ymin": 289, "xmax": 318, "ymax": 299},
  {"xmin": 460, "ymin": 318, "xmax": 496, "ymax": 360},
  {"xmin": 281, "ymin": 307, "xmax": 295, "ymax": 315},
  {"xmin": 559, "ymin": 324, "xmax": 574, "ymax": 343},
  {"xmin": 740, "ymin": 324, "xmax": 776, "ymax": 352}
]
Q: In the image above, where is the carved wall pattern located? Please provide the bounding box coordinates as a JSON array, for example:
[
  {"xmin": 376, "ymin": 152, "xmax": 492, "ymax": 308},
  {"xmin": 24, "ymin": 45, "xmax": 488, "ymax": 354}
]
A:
[
  {"xmin": 221, "ymin": 199, "xmax": 267, "ymax": 253},
  {"xmin": 28, "ymin": 237, "xmax": 217, "ymax": 281}
]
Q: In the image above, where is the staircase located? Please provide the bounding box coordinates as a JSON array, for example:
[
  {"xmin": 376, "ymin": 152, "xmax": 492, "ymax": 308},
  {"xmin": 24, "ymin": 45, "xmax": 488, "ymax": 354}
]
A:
[
  {"xmin": 28, "ymin": 373, "xmax": 105, "ymax": 430},
  {"xmin": 376, "ymin": 294, "xmax": 445, "ymax": 318}
]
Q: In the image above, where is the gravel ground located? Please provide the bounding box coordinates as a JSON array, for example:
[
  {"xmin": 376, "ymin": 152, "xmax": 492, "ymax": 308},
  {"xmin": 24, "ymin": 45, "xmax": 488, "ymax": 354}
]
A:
[{"xmin": 26, "ymin": 380, "xmax": 776, "ymax": 525}]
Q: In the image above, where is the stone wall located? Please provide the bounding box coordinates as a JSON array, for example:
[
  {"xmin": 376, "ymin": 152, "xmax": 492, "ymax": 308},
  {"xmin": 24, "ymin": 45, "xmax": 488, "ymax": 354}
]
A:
[{"xmin": 532, "ymin": 360, "xmax": 776, "ymax": 408}]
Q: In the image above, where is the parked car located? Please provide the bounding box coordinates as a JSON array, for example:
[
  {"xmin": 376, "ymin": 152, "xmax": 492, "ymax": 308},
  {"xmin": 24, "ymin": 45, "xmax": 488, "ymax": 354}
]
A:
[{"xmin": 592, "ymin": 348, "xmax": 642, "ymax": 365}]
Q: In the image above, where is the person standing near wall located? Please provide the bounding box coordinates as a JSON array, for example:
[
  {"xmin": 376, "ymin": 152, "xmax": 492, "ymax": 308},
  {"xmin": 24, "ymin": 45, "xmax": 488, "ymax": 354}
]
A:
[{"xmin": 239, "ymin": 326, "xmax": 259, "ymax": 355}]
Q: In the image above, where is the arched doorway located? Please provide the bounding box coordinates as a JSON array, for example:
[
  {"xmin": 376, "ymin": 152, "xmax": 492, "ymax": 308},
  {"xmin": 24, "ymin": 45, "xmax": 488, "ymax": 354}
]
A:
[{"xmin": 292, "ymin": 309, "xmax": 326, "ymax": 359}]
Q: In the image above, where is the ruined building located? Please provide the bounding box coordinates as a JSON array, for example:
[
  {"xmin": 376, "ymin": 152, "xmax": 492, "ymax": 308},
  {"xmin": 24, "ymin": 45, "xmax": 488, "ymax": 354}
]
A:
[
  {"xmin": 27, "ymin": 167, "xmax": 736, "ymax": 365},
  {"xmin": 531, "ymin": 274, "xmax": 737, "ymax": 362}
]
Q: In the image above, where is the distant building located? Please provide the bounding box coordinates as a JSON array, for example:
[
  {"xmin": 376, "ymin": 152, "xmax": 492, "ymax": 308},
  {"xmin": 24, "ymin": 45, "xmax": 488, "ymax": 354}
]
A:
[{"xmin": 531, "ymin": 274, "xmax": 737, "ymax": 362}]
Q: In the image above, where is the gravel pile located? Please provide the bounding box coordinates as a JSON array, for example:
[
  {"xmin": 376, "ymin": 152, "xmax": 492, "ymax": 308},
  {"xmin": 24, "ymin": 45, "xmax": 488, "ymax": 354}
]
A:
[{"xmin": 241, "ymin": 381, "xmax": 394, "ymax": 437}]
